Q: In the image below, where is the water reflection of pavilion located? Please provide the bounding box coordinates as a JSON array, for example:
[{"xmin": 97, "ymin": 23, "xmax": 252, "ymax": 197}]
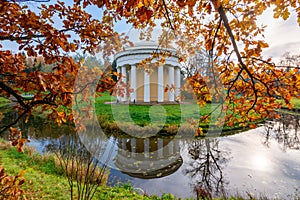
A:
[{"xmin": 115, "ymin": 137, "xmax": 182, "ymax": 179}]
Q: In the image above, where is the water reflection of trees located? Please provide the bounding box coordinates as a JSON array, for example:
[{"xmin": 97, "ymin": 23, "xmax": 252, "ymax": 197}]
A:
[
  {"xmin": 0, "ymin": 110, "xmax": 73, "ymax": 139},
  {"xmin": 264, "ymin": 113, "xmax": 300, "ymax": 151},
  {"xmin": 183, "ymin": 138, "xmax": 230, "ymax": 199}
]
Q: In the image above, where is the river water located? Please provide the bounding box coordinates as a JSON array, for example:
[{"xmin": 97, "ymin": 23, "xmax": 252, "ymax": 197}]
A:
[{"xmin": 1, "ymin": 110, "xmax": 300, "ymax": 199}]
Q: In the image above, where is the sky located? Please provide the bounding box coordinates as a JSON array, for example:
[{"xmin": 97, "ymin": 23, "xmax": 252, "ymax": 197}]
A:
[
  {"xmin": 1, "ymin": 1, "xmax": 300, "ymax": 64},
  {"xmin": 106, "ymin": 6, "xmax": 300, "ymax": 64},
  {"xmin": 257, "ymin": 8, "xmax": 300, "ymax": 63}
]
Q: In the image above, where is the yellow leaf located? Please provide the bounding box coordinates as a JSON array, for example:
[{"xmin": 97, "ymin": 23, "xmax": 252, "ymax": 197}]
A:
[
  {"xmin": 258, "ymin": 40, "xmax": 269, "ymax": 48},
  {"xmin": 282, "ymin": 8, "xmax": 290, "ymax": 20}
]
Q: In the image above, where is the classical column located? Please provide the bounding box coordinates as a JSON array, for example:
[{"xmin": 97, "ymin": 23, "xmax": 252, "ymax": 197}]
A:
[
  {"xmin": 144, "ymin": 138, "xmax": 149, "ymax": 158},
  {"xmin": 121, "ymin": 66, "xmax": 127, "ymax": 102},
  {"xmin": 116, "ymin": 67, "xmax": 121, "ymax": 102},
  {"xmin": 168, "ymin": 140, "xmax": 174, "ymax": 155},
  {"xmin": 117, "ymin": 67, "xmax": 121, "ymax": 80},
  {"xmin": 174, "ymin": 139, "xmax": 180, "ymax": 154},
  {"xmin": 157, "ymin": 138, "xmax": 163, "ymax": 158},
  {"xmin": 168, "ymin": 65, "xmax": 175, "ymax": 101},
  {"xmin": 130, "ymin": 65, "xmax": 136, "ymax": 102},
  {"xmin": 158, "ymin": 66, "xmax": 164, "ymax": 102},
  {"xmin": 144, "ymin": 69, "xmax": 150, "ymax": 102},
  {"xmin": 131, "ymin": 138, "xmax": 136, "ymax": 158},
  {"xmin": 175, "ymin": 66, "xmax": 181, "ymax": 99},
  {"xmin": 121, "ymin": 138, "xmax": 126, "ymax": 150}
]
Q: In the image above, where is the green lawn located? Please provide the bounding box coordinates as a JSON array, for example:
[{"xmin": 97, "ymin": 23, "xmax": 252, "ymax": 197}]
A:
[
  {"xmin": 95, "ymin": 93, "xmax": 215, "ymax": 129},
  {"xmin": 94, "ymin": 93, "xmax": 250, "ymax": 135},
  {"xmin": 275, "ymin": 97, "xmax": 300, "ymax": 108},
  {"xmin": 96, "ymin": 103, "xmax": 212, "ymax": 126},
  {"xmin": 0, "ymin": 96, "xmax": 10, "ymax": 107},
  {"xmin": 290, "ymin": 98, "xmax": 300, "ymax": 108}
]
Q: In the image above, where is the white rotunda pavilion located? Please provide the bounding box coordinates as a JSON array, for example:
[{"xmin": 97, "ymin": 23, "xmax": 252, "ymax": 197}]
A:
[{"xmin": 114, "ymin": 42, "xmax": 181, "ymax": 103}]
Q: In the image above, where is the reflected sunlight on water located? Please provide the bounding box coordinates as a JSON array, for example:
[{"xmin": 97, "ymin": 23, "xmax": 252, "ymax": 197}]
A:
[{"xmin": 251, "ymin": 154, "xmax": 271, "ymax": 172}]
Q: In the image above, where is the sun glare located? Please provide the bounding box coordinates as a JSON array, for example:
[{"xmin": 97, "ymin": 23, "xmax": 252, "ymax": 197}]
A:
[{"xmin": 251, "ymin": 154, "xmax": 271, "ymax": 171}]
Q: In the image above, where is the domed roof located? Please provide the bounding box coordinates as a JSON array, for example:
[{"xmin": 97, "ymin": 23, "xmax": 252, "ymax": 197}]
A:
[
  {"xmin": 121, "ymin": 156, "xmax": 183, "ymax": 179},
  {"xmin": 125, "ymin": 41, "xmax": 158, "ymax": 50},
  {"xmin": 114, "ymin": 40, "xmax": 180, "ymax": 67}
]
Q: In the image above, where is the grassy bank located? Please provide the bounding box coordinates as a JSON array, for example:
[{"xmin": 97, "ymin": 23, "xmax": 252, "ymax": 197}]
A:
[
  {"xmin": 95, "ymin": 99, "xmax": 212, "ymax": 127},
  {"xmin": 95, "ymin": 93, "xmax": 261, "ymax": 135},
  {"xmin": 0, "ymin": 141, "xmax": 69, "ymax": 199},
  {"xmin": 0, "ymin": 140, "xmax": 180, "ymax": 199}
]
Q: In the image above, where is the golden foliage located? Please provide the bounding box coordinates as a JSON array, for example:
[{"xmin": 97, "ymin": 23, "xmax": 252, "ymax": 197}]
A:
[
  {"xmin": 9, "ymin": 128, "xmax": 29, "ymax": 153},
  {"xmin": 0, "ymin": 166, "xmax": 26, "ymax": 200}
]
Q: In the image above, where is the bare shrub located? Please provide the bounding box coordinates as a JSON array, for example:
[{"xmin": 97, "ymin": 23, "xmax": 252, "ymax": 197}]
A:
[{"xmin": 53, "ymin": 133, "xmax": 109, "ymax": 200}]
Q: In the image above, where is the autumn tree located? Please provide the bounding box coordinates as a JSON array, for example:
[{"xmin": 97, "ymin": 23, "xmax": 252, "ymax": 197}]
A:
[
  {"xmin": 0, "ymin": 0, "xmax": 129, "ymax": 133},
  {"xmin": 23, "ymin": 56, "xmax": 44, "ymax": 73},
  {"xmin": 73, "ymin": 54, "xmax": 103, "ymax": 69},
  {"xmin": 183, "ymin": 138, "xmax": 229, "ymax": 198},
  {"xmin": 279, "ymin": 52, "xmax": 300, "ymax": 71},
  {"xmin": 0, "ymin": 0, "xmax": 300, "ymax": 134},
  {"xmin": 180, "ymin": 49, "xmax": 211, "ymax": 78}
]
